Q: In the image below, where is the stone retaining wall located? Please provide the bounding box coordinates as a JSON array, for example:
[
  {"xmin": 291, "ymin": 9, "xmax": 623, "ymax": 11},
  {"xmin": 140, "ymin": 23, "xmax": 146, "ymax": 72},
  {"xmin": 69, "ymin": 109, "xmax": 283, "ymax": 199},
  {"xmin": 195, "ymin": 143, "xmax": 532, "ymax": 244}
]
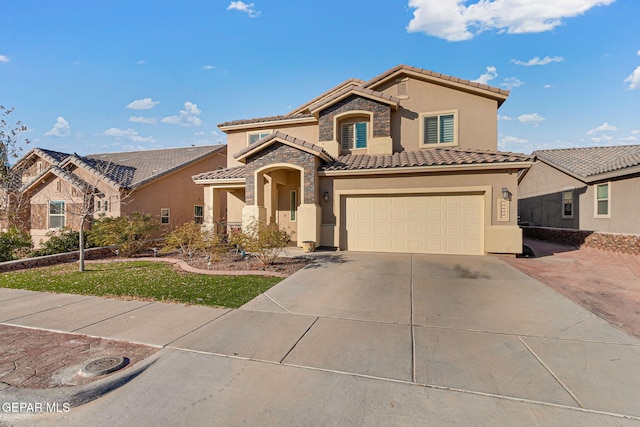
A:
[
  {"xmin": 0, "ymin": 247, "xmax": 115, "ymax": 273},
  {"xmin": 522, "ymin": 226, "xmax": 640, "ymax": 256}
]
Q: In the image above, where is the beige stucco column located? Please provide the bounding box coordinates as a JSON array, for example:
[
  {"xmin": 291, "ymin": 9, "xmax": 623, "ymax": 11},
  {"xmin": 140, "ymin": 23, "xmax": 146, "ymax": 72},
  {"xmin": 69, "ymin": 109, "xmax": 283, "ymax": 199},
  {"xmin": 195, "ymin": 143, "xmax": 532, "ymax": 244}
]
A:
[
  {"xmin": 202, "ymin": 187, "xmax": 223, "ymax": 233},
  {"xmin": 242, "ymin": 204, "xmax": 267, "ymax": 233},
  {"xmin": 297, "ymin": 203, "xmax": 321, "ymax": 246}
]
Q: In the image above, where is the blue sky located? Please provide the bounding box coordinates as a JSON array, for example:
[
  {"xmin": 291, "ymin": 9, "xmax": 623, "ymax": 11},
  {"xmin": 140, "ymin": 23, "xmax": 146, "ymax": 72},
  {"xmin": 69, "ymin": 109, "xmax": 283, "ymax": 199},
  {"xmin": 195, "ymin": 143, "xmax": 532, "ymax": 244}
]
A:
[{"xmin": 1, "ymin": 0, "xmax": 638, "ymax": 156}]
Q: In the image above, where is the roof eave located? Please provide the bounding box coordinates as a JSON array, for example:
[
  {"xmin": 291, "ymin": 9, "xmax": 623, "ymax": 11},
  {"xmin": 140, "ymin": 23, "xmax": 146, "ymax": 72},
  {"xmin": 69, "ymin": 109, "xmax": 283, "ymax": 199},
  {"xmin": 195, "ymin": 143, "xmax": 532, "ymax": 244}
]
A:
[
  {"xmin": 218, "ymin": 116, "xmax": 317, "ymax": 132},
  {"xmin": 319, "ymin": 161, "xmax": 533, "ymax": 176},
  {"xmin": 365, "ymin": 66, "xmax": 510, "ymax": 107},
  {"xmin": 308, "ymin": 90, "xmax": 400, "ymax": 117}
]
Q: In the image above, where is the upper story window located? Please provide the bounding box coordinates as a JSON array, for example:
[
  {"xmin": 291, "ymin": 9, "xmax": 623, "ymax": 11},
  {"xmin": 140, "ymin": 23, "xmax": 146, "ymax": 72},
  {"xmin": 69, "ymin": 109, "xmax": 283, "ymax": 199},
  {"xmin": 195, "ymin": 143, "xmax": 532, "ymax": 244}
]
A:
[
  {"xmin": 248, "ymin": 131, "xmax": 271, "ymax": 145},
  {"xmin": 421, "ymin": 111, "xmax": 458, "ymax": 147},
  {"xmin": 49, "ymin": 201, "xmax": 65, "ymax": 229},
  {"xmin": 595, "ymin": 183, "xmax": 610, "ymax": 218},
  {"xmin": 562, "ymin": 189, "xmax": 573, "ymax": 219},
  {"xmin": 340, "ymin": 121, "xmax": 368, "ymax": 150}
]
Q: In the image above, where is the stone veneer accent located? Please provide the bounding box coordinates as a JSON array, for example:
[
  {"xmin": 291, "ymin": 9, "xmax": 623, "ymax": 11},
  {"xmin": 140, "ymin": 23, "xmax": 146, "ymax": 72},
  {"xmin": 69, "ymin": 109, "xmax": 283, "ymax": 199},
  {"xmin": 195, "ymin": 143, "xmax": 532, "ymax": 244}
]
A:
[
  {"xmin": 523, "ymin": 226, "xmax": 640, "ymax": 256},
  {"xmin": 318, "ymin": 95, "xmax": 391, "ymax": 142},
  {"xmin": 244, "ymin": 142, "xmax": 318, "ymax": 205},
  {"xmin": 0, "ymin": 247, "xmax": 114, "ymax": 273}
]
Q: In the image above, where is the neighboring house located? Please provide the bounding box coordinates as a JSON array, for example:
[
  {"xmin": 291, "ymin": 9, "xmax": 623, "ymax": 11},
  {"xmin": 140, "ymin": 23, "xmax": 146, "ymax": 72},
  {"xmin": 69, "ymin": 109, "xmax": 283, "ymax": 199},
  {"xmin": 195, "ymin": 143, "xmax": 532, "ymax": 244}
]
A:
[
  {"xmin": 519, "ymin": 145, "xmax": 640, "ymax": 234},
  {"xmin": 11, "ymin": 145, "xmax": 227, "ymax": 247},
  {"xmin": 193, "ymin": 64, "xmax": 533, "ymax": 255}
]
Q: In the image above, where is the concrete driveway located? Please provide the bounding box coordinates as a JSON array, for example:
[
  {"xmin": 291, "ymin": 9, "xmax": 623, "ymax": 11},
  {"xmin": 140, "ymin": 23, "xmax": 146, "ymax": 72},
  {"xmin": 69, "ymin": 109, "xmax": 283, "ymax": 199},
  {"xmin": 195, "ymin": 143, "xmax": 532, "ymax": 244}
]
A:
[{"xmin": 4, "ymin": 252, "xmax": 640, "ymax": 426}]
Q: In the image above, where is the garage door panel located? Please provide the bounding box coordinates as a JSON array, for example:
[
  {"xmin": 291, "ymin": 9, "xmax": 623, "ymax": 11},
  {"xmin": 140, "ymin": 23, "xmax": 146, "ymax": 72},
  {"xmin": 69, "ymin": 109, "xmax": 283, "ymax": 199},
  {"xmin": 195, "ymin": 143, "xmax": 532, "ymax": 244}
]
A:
[{"xmin": 344, "ymin": 194, "xmax": 483, "ymax": 255}]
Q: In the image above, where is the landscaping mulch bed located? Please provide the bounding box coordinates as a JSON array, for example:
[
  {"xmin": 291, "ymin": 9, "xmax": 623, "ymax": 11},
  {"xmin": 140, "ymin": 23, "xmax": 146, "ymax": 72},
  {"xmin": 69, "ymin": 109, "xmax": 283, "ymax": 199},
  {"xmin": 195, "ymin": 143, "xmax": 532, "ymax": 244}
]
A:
[{"xmin": 162, "ymin": 247, "xmax": 311, "ymax": 277}]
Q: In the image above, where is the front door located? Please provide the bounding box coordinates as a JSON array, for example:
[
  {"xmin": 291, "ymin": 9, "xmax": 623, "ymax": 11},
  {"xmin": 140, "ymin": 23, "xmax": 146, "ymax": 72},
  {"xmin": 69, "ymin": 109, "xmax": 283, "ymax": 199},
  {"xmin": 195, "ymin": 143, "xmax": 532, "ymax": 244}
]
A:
[{"xmin": 276, "ymin": 186, "xmax": 298, "ymax": 243}]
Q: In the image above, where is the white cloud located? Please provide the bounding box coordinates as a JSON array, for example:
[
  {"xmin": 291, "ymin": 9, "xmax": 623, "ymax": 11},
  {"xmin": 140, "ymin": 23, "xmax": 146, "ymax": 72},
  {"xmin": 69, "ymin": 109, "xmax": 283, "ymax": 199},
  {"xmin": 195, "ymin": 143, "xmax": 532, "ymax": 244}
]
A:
[
  {"xmin": 624, "ymin": 66, "xmax": 640, "ymax": 89},
  {"xmin": 518, "ymin": 113, "xmax": 545, "ymax": 126},
  {"xmin": 0, "ymin": 55, "xmax": 10, "ymax": 63},
  {"xmin": 406, "ymin": 0, "xmax": 614, "ymax": 41},
  {"xmin": 501, "ymin": 135, "xmax": 528, "ymax": 144},
  {"xmin": 227, "ymin": 1, "xmax": 260, "ymax": 18},
  {"xmin": 511, "ymin": 56, "xmax": 564, "ymax": 66},
  {"xmin": 501, "ymin": 77, "xmax": 524, "ymax": 90},
  {"xmin": 590, "ymin": 135, "xmax": 614, "ymax": 143},
  {"xmin": 543, "ymin": 84, "xmax": 552, "ymax": 89},
  {"xmin": 586, "ymin": 122, "xmax": 618, "ymax": 135},
  {"xmin": 498, "ymin": 115, "xmax": 512, "ymax": 121},
  {"xmin": 202, "ymin": 65, "xmax": 215, "ymax": 70},
  {"xmin": 631, "ymin": 130, "xmax": 640, "ymax": 135},
  {"xmin": 472, "ymin": 66, "xmax": 497, "ymax": 85},
  {"xmin": 129, "ymin": 116, "xmax": 158, "ymax": 124},
  {"xmin": 127, "ymin": 98, "xmax": 159, "ymax": 110},
  {"xmin": 137, "ymin": 60, "xmax": 145, "ymax": 65},
  {"xmin": 102, "ymin": 127, "xmax": 156, "ymax": 143},
  {"xmin": 618, "ymin": 136, "xmax": 637, "ymax": 142},
  {"xmin": 44, "ymin": 117, "xmax": 71, "ymax": 137},
  {"xmin": 161, "ymin": 102, "xmax": 203, "ymax": 127}
]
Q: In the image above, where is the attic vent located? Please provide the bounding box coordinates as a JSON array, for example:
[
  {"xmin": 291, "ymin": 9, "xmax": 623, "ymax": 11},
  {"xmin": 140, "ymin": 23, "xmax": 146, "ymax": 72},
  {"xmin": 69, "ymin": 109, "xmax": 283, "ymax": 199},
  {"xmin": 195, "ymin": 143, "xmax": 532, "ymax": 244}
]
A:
[{"xmin": 397, "ymin": 79, "xmax": 408, "ymax": 98}]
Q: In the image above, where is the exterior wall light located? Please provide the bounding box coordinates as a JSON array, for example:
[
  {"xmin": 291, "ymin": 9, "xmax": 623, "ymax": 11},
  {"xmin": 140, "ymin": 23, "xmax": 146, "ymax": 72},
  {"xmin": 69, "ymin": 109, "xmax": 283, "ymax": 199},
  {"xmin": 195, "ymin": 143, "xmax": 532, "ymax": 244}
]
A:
[
  {"xmin": 323, "ymin": 191, "xmax": 330, "ymax": 202},
  {"xmin": 502, "ymin": 187, "xmax": 512, "ymax": 200}
]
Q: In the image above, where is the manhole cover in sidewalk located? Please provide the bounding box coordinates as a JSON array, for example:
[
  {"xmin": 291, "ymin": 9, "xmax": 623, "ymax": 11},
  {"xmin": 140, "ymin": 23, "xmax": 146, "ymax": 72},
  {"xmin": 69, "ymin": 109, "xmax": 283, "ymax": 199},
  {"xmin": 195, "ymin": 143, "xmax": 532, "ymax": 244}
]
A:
[{"xmin": 81, "ymin": 357, "xmax": 129, "ymax": 377}]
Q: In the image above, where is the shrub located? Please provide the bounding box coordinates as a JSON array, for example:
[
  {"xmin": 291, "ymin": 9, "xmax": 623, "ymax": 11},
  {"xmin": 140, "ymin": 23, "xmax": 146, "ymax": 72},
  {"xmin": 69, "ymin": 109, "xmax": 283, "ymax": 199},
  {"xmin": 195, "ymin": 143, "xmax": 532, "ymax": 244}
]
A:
[
  {"xmin": 162, "ymin": 222, "xmax": 225, "ymax": 260},
  {"xmin": 30, "ymin": 227, "xmax": 94, "ymax": 257},
  {"xmin": 229, "ymin": 222, "xmax": 289, "ymax": 266},
  {"xmin": 91, "ymin": 212, "xmax": 159, "ymax": 257},
  {"xmin": 0, "ymin": 227, "xmax": 32, "ymax": 261}
]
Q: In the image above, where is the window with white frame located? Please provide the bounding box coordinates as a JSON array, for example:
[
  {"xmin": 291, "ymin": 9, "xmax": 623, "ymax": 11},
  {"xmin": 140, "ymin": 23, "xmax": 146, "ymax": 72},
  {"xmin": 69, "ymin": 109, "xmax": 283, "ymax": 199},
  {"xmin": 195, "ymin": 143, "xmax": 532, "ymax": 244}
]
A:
[
  {"xmin": 248, "ymin": 131, "xmax": 271, "ymax": 145},
  {"xmin": 562, "ymin": 189, "xmax": 573, "ymax": 219},
  {"xmin": 161, "ymin": 208, "xmax": 170, "ymax": 224},
  {"xmin": 595, "ymin": 183, "xmax": 610, "ymax": 217},
  {"xmin": 340, "ymin": 121, "xmax": 368, "ymax": 150},
  {"xmin": 194, "ymin": 205, "xmax": 203, "ymax": 224},
  {"xmin": 49, "ymin": 201, "xmax": 65, "ymax": 229},
  {"xmin": 290, "ymin": 190, "xmax": 297, "ymax": 222},
  {"xmin": 421, "ymin": 111, "xmax": 457, "ymax": 146}
]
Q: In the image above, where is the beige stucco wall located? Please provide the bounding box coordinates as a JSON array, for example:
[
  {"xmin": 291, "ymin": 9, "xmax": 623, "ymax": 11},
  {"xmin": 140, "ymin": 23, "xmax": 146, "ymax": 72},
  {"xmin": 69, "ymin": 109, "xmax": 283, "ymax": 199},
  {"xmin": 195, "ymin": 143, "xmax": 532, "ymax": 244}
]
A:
[
  {"xmin": 223, "ymin": 73, "xmax": 501, "ymax": 164},
  {"xmin": 375, "ymin": 77, "xmax": 500, "ymax": 152},
  {"xmin": 225, "ymin": 123, "xmax": 318, "ymax": 168},
  {"xmin": 29, "ymin": 169, "xmax": 121, "ymax": 248},
  {"xmin": 122, "ymin": 154, "xmax": 226, "ymax": 230}
]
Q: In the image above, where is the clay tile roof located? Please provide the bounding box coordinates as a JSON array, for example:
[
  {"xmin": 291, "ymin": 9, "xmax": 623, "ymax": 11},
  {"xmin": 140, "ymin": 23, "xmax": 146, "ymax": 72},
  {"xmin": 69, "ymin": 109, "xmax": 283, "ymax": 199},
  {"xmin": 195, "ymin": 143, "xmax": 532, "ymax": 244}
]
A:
[
  {"xmin": 364, "ymin": 64, "xmax": 510, "ymax": 98},
  {"xmin": 83, "ymin": 145, "xmax": 226, "ymax": 188},
  {"xmin": 534, "ymin": 145, "xmax": 640, "ymax": 179},
  {"xmin": 233, "ymin": 131, "xmax": 333, "ymax": 161},
  {"xmin": 320, "ymin": 148, "xmax": 532, "ymax": 172},
  {"xmin": 36, "ymin": 148, "xmax": 71, "ymax": 163},
  {"xmin": 193, "ymin": 165, "xmax": 246, "ymax": 181},
  {"xmin": 307, "ymin": 86, "xmax": 400, "ymax": 113},
  {"xmin": 218, "ymin": 113, "xmax": 315, "ymax": 128}
]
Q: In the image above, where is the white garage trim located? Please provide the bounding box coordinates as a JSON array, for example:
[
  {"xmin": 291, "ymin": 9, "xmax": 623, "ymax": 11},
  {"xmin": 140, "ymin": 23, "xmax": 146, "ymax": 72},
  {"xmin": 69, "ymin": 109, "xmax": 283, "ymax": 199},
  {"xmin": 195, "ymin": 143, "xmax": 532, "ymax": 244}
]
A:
[{"xmin": 335, "ymin": 186, "xmax": 492, "ymax": 254}]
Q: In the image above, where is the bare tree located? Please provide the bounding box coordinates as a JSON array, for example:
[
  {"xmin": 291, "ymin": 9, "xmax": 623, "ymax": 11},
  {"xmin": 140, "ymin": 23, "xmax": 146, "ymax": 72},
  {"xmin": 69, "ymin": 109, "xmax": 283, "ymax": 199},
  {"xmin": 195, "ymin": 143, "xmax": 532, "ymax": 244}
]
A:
[
  {"xmin": 0, "ymin": 106, "xmax": 30, "ymax": 231},
  {"xmin": 55, "ymin": 158, "xmax": 137, "ymax": 272}
]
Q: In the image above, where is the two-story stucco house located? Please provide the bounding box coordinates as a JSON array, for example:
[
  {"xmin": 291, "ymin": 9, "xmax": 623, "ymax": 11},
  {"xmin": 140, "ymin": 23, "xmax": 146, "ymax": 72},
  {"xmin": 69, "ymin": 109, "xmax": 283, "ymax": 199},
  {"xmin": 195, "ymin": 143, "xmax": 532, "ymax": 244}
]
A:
[{"xmin": 194, "ymin": 65, "xmax": 533, "ymax": 255}]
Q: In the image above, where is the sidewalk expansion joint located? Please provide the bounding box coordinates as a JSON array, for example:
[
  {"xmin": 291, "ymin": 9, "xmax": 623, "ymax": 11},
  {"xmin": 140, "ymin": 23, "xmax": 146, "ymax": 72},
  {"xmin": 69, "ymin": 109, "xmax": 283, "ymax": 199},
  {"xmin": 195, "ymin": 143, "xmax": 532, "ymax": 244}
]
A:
[
  {"xmin": 518, "ymin": 335, "xmax": 585, "ymax": 408},
  {"xmin": 69, "ymin": 301, "xmax": 156, "ymax": 333},
  {"xmin": 263, "ymin": 293, "xmax": 290, "ymax": 313},
  {"xmin": 279, "ymin": 316, "xmax": 319, "ymax": 364}
]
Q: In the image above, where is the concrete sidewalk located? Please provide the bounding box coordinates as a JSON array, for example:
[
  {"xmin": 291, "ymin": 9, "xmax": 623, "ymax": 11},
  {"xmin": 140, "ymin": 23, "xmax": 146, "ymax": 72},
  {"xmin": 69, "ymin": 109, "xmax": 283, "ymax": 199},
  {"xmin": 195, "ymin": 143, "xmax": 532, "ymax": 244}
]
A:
[{"xmin": 2, "ymin": 252, "xmax": 640, "ymax": 426}]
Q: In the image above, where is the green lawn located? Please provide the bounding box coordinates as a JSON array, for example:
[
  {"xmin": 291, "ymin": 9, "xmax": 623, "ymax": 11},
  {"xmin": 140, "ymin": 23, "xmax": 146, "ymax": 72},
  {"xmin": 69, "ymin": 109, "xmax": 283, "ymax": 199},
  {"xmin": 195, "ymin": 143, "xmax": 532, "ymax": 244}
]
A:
[{"xmin": 0, "ymin": 261, "xmax": 282, "ymax": 309}]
